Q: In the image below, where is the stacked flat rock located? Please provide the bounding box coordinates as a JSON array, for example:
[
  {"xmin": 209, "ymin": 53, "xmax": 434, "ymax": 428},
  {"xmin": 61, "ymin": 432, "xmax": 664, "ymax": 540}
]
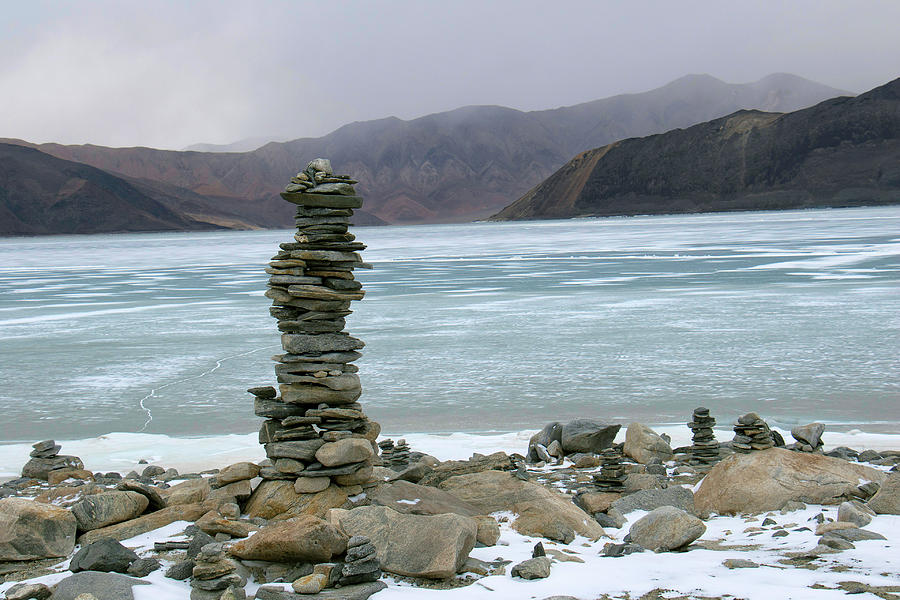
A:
[
  {"xmin": 21, "ymin": 439, "xmax": 85, "ymax": 480},
  {"xmin": 688, "ymin": 407, "xmax": 720, "ymax": 465},
  {"xmin": 190, "ymin": 543, "xmax": 245, "ymax": 599},
  {"xmin": 339, "ymin": 535, "xmax": 381, "ymax": 585},
  {"xmin": 731, "ymin": 412, "xmax": 775, "ymax": 453},
  {"xmin": 249, "ymin": 158, "xmax": 379, "ymax": 490},
  {"xmin": 378, "ymin": 439, "xmax": 394, "ymax": 465},
  {"xmin": 592, "ymin": 448, "xmax": 626, "ymax": 492},
  {"xmin": 390, "ymin": 439, "xmax": 410, "ymax": 470}
]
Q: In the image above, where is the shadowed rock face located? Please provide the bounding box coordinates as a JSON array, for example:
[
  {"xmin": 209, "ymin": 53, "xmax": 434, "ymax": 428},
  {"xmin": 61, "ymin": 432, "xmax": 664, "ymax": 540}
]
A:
[
  {"xmin": 492, "ymin": 77, "xmax": 900, "ymax": 221},
  {"xmin": 2, "ymin": 74, "xmax": 848, "ymax": 229}
]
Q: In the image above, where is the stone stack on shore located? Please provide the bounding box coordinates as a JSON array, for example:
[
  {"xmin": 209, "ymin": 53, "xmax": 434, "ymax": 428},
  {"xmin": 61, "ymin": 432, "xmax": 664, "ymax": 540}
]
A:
[
  {"xmin": 592, "ymin": 448, "xmax": 627, "ymax": 492},
  {"xmin": 731, "ymin": 412, "xmax": 775, "ymax": 453},
  {"xmin": 249, "ymin": 158, "xmax": 380, "ymax": 491},
  {"xmin": 688, "ymin": 407, "xmax": 720, "ymax": 466},
  {"xmin": 21, "ymin": 440, "xmax": 84, "ymax": 480}
]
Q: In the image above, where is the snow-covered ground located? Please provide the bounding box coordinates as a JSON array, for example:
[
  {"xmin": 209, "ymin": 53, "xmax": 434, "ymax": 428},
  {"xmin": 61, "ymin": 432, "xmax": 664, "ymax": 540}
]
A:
[
  {"xmin": 2, "ymin": 504, "xmax": 898, "ymax": 600},
  {"xmin": 3, "ymin": 426, "xmax": 899, "ymax": 480}
]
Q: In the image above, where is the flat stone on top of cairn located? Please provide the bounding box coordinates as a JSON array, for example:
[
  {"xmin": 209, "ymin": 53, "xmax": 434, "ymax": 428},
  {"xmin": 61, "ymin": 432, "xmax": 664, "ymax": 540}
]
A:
[
  {"xmin": 688, "ymin": 407, "xmax": 719, "ymax": 466},
  {"xmin": 248, "ymin": 158, "xmax": 380, "ymax": 490}
]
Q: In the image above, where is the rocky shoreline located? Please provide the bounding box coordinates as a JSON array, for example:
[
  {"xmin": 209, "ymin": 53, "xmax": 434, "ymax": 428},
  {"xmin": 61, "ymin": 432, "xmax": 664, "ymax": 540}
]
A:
[{"xmin": 1, "ymin": 416, "xmax": 898, "ymax": 600}]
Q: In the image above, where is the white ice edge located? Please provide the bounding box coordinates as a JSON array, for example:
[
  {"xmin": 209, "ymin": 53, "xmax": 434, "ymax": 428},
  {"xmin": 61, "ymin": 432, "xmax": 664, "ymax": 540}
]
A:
[{"xmin": 2, "ymin": 425, "xmax": 899, "ymax": 479}]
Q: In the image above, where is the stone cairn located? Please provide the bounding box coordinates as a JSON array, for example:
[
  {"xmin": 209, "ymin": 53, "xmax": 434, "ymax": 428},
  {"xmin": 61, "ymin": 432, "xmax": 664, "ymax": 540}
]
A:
[
  {"xmin": 731, "ymin": 412, "xmax": 775, "ymax": 453},
  {"xmin": 339, "ymin": 535, "xmax": 381, "ymax": 585},
  {"xmin": 21, "ymin": 439, "xmax": 84, "ymax": 480},
  {"xmin": 688, "ymin": 407, "xmax": 720, "ymax": 466},
  {"xmin": 592, "ymin": 447, "xmax": 626, "ymax": 492},
  {"xmin": 248, "ymin": 158, "xmax": 380, "ymax": 491},
  {"xmin": 190, "ymin": 543, "xmax": 245, "ymax": 599}
]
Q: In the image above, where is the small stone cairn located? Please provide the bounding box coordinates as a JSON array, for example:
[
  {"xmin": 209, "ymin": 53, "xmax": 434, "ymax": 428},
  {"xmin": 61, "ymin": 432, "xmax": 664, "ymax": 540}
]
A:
[
  {"xmin": 592, "ymin": 447, "xmax": 626, "ymax": 492},
  {"xmin": 248, "ymin": 158, "xmax": 380, "ymax": 491},
  {"xmin": 688, "ymin": 407, "xmax": 719, "ymax": 466},
  {"xmin": 731, "ymin": 412, "xmax": 775, "ymax": 453},
  {"xmin": 339, "ymin": 535, "xmax": 381, "ymax": 585},
  {"xmin": 378, "ymin": 439, "xmax": 394, "ymax": 465},
  {"xmin": 21, "ymin": 440, "xmax": 84, "ymax": 480},
  {"xmin": 190, "ymin": 543, "xmax": 245, "ymax": 599}
]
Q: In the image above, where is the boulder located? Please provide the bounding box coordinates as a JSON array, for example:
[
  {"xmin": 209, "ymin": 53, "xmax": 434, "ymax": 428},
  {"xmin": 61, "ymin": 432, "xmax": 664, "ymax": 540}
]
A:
[
  {"xmin": 47, "ymin": 468, "xmax": 94, "ymax": 486},
  {"xmin": 161, "ymin": 478, "xmax": 210, "ymax": 506},
  {"xmin": 473, "ymin": 515, "xmax": 501, "ymax": 546},
  {"xmin": 791, "ymin": 423, "xmax": 826, "ymax": 448},
  {"xmin": 867, "ymin": 472, "xmax": 900, "ymax": 514},
  {"xmin": 229, "ymin": 515, "xmax": 347, "ymax": 562},
  {"xmin": 527, "ymin": 422, "xmax": 563, "ymax": 462},
  {"xmin": 511, "ymin": 556, "xmax": 551, "ymax": 579},
  {"xmin": 69, "ymin": 537, "xmax": 138, "ymax": 573},
  {"xmin": 50, "ymin": 572, "xmax": 149, "ymax": 600},
  {"xmin": 245, "ymin": 480, "xmax": 348, "ymax": 520},
  {"xmin": 208, "ymin": 479, "xmax": 253, "ymax": 503},
  {"xmin": 439, "ymin": 470, "xmax": 604, "ymax": 543},
  {"xmin": 0, "ymin": 497, "xmax": 77, "ymax": 560},
  {"xmin": 78, "ymin": 502, "xmax": 211, "ymax": 545},
  {"xmin": 71, "ymin": 491, "xmax": 149, "ymax": 531},
  {"xmin": 212, "ymin": 462, "xmax": 260, "ymax": 487},
  {"xmin": 627, "ymin": 506, "xmax": 706, "ymax": 552},
  {"xmin": 329, "ymin": 505, "xmax": 476, "ymax": 579},
  {"xmin": 623, "ymin": 473, "xmax": 662, "ymax": 493},
  {"xmin": 418, "ymin": 452, "xmax": 512, "ymax": 487},
  {"xmin": 694, "ymin": 448, "xmax": 886, "ymax": 515},
  {"xmin": 255, "ymin": 582, "xmax": 386, "ymax": 600},
  {"xmin": 196, "ymin": 510, "xmax": 258, "ymax": 538},
  {"xmin": 610, "ymin": 486, "xmax": 696, "ymax": 515},
  {"xmin": 560, "ymin": 420, "xmax": 620, "ymax": 454},
  {"xmin": 21, "ymin": 455, "xmax": 84, "ymax": 480},
  {"xmin": 574, "ymin": 492, "xmax": 620, "ymax": 515},
  {"xmin": 116, "ymin": 481, "xmax": 166, "ymax": 511},
  {"xmin": 838, "ymin": 500, "xmax": 875, "ymax": 527},
  {"xmin": 294, "ymin": 477, "xmax": 331, "ymax": 494},
  {"xmin": 4, "ymin": 583, "xmax": 51, "ymax": 600},
  {"xmin": 316, "ymin": 439, "xmax": 374, "ymax": 467},
  {"xmin": 368, "ymin": 480, "xmax": 480, "ymax": 517},
  {"xmin": 624, "ymin": 423, "xmax": 674, "ymax": 464}
]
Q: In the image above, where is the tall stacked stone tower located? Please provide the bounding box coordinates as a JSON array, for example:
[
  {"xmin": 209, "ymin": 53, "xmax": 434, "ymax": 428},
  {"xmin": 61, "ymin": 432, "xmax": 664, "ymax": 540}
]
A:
[{"xmin": 249, "ymin": 158, "xmax": 380, "ymax": 492}]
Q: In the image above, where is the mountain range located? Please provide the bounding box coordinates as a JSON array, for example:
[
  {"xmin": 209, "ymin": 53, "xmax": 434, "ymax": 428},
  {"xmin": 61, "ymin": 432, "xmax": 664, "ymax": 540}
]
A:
[
  {"xmin": 0, "ymin": 73, "xmax": 850, "ymax": 235},
  {"xmin": 492, "ymin": 78, "xmax": 900, "ymax": 221}
]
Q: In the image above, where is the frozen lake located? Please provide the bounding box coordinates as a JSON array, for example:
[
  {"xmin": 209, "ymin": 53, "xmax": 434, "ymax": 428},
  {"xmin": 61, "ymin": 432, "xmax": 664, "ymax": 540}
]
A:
[{"xmin": 1, "ymin": 206, "xmax": 898, "ymax": 442}]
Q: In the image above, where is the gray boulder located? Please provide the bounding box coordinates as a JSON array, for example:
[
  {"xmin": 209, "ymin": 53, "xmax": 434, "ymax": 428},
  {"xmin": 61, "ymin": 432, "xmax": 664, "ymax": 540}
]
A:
[
  {"xmin": 69, "ymin": 537, "xmax": 139, "ymax": 573},
  {"xmin": 624, "ymin": 423, "xmax": 674, "ymax": 464},
  {"xmin": 0, "ymin": 498, "xmax": 77, "ymax": 561},
  {"xmin": 368, "ymin": 480, "xmax": 480, "ymax": 517},
  {"xmin": 329, "ymin": 505, "xmax": 476, "ymax": 579},
  {"xmin": 527, "ymin": 422, "xmax": 563, "ymax": 462},
  {"xmin": 511, "ymin": 556, "xmax": 551, "ymax": 579},
  {"xmin": 791, "ymin": 423, "xmax": 825, "ymax": 448},
  {"xmin": 21, "ymin": 455, "xmax": 84, "ymax": 480},
  {"xmin": 49, "ymin": 571, "xmax": 149, "ymax": 600},
  {"xmin": 627, "ymin": 506, "xmax": 706, "ymax": 552},
  {"xmin": 611, "ymin": 486, "xmax": 696, "ymax": 515},
  {"xmin": 868, "ymin": 472, "xmax": 900, "ymax": 514},
  {"xmin": 837, "ymin": 500, "xmax": 874, "ymax": 527},
  {"xmin": 560, "ymin": 420, "xmax": 620, "ymax": 454},
  {"xmin": 71, "ymin": 492, "xmax": 149, "ymax": 531}
]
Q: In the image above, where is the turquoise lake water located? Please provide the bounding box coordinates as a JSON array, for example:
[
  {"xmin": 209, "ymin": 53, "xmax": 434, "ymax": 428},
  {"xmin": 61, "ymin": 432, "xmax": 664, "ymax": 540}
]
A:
[{"xmin": 1, "ymin": 206, "xmax": 898, "ymax": 441}]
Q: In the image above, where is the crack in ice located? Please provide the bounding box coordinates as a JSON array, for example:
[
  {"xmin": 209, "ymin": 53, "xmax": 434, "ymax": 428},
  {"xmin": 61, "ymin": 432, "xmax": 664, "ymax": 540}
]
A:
[{"xmin": 136, "ymin": 344, "xmax": 280, "ymax": 432}]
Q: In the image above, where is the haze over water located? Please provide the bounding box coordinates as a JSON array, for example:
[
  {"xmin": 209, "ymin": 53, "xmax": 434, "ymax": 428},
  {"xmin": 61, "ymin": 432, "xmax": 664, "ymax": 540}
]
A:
[{"xmin": 1, "ymin": 206, "xmax": 898, "ymax": 443}]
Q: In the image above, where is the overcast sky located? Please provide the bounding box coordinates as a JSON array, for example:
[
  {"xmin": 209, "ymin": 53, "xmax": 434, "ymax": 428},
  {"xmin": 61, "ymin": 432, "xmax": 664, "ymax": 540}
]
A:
[{"xmin": 2, "ymin": 0, "xmax": 899, "ymax": 150}]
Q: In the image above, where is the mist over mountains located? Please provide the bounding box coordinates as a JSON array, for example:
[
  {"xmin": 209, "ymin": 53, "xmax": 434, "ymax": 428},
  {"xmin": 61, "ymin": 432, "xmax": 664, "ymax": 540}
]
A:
[
  {"xmin": 1, "ymin": 73, "xmax": 851, "ymax": 235},
  {"xmin": 493, "ymin": 78, "xmax": 900, "ymax": 221}
]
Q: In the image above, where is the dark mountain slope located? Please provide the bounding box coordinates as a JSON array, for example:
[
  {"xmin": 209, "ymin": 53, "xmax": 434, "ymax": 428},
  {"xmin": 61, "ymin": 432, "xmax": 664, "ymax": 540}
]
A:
[
  {"xmin": 0, "ymin": 144, "xmax": 222, "ymax": 235},
  {"xmin": 1, "ymin": 74, "xmax": 848, "ymax": 226},
  {"xmin": 492, "ymin": 78, "xmax": 900, "ymax": 221}
]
